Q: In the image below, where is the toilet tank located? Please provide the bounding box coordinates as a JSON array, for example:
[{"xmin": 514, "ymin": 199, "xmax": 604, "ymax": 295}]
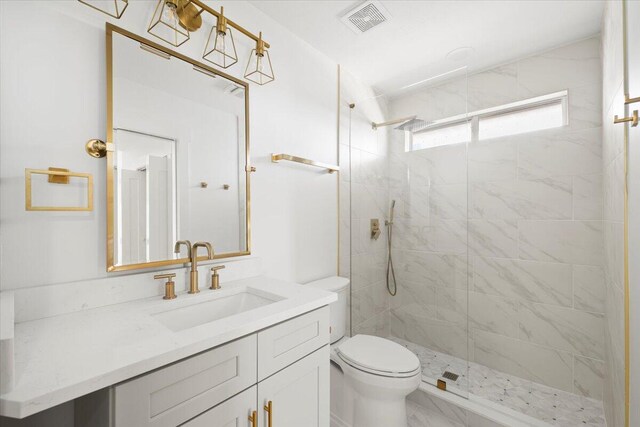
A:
[{"xmin": 306, "ymin": 276, "xmax": 350, "ymax": 343}]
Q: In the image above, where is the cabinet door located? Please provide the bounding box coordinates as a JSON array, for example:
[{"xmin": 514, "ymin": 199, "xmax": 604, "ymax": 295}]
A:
[
  {"xmin": 257, "ymin": 346, "xmax": 329, "ymax": 427},
  {"xmin": 182, "ymin": 386, "xmax": 257, "ymax": 427},
  {"xmin": 113, "ymin": 335, "xmax": 257, "ymax": 427}
]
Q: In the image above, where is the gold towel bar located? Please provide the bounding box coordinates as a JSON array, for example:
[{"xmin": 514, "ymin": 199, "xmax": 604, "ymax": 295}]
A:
[
  {"xmin": 25, "ymin": 168, "xmax": 94, "ymax": 211},
  {"xmin": 271, "ymin": 153, "xmax": 339, "ymax": 174}
]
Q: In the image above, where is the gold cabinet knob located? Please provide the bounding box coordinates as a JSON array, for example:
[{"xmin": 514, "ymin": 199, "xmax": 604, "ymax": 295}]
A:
[{"xmin": 154, "ymin": 273, "xmax": 177, "ymax": 300}]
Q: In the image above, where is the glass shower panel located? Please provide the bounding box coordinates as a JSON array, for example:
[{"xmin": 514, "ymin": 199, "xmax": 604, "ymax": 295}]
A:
[
  {"xmin": 344, "ymin": 68, "xmax": 471, "ymax": 400},
  {"xmin": 345, "ymin": 98, "xmax": 392, "ymax": 341},
  {"xmin": 388, "ymin": 72, "xmax": 470, "ymax": 399}
]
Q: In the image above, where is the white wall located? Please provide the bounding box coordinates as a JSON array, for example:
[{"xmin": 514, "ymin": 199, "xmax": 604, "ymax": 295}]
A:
[{"xmin": 0, "ymin": 0, "xmax": 339, "ymax": 291}]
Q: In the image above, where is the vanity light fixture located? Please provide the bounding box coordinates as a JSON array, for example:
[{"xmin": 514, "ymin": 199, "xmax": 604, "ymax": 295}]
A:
[
  {"xmin": 244, "ymin": 32, "xmax": 275, "ymax": 86},
  {"xmin": 78, "ymin": 0, "xmax": 128, "ymax": 19},
  {"xmin": 148, "ymin": 0, "xmax": 190, "ymax": 47},
  {"xmin": 203, "ymin": 7, "xmax": 238, "ymax": 69},
  {"xmin": 80, "ymin": 0, "xmax": 275, "ymax": 85}
]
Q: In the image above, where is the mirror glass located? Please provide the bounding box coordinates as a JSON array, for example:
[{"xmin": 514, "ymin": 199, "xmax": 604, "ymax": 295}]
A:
[{"xmin": 108, "ymin": 29, "xmax": 249, "ymax": 270}]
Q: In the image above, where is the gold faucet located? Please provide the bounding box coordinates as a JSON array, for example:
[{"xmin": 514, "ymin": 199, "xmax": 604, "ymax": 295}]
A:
[
  {"xmin": 174, "ymin": 240, "xmax": 192, "ymax": 259},
  {"xmin": 188, "ymin": 242, "xmax": 214, "ymax": 294}
]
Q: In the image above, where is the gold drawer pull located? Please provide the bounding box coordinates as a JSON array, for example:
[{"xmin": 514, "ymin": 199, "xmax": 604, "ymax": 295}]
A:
[
  {"xmin": 264, "ymin": 400, "xmax": 273, "ymax": 427},
  {"xmin": 614, "ymin": 110, "xmax": 639, "ymax": 127},
  {"xmin": 248, "ymin": 410, "xmax": 257, "ymax": 427}
]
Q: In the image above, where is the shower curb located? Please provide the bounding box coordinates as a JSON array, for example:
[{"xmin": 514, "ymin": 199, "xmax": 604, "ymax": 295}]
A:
[{"xmin": 412, "ymin": 382, "xmax": 553, "ymax": 427}]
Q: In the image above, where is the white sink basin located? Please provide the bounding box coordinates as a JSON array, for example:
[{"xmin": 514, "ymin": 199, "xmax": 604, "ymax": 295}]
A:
[{"xmin": 153, "ymin": 288, "xmax": 283, "ymax": 332}]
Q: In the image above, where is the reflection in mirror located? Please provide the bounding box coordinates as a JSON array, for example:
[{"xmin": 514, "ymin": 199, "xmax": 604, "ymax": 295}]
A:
[
  {"xmin": 109, "ymin": 29, "xmax": 249, "ymax": 270},
  {"xmin": 114, "ymin": 129, "xmax": 176, "ymax": 265}
]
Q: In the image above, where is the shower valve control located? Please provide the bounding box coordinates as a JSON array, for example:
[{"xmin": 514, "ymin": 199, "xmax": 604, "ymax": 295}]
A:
[{"xmin": 371, "ymin": 219, "xmax": 381, "ymax": 240}]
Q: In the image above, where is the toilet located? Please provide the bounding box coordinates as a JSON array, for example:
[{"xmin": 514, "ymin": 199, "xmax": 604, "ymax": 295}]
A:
[{"xmin": 306, "ymin": 277, "xmax": 421, "ymax": 427}]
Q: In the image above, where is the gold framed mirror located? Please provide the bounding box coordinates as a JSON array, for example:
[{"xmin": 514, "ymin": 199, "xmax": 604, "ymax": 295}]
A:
[{"xmin": 106, "ymin": 24, "xmax": 251, "ymax": 272}]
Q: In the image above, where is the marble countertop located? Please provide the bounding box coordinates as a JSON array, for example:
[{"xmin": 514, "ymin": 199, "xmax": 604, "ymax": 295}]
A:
[{"xmin": 0, "ymin": 276, "xmax": 336, "ymax": 419}]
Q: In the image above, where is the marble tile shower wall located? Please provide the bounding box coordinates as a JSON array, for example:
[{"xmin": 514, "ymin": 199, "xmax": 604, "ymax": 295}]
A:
[
  {"xmin": 387, "ymin": 37, "xmax": 606, "ymax": 398},
  {"xmin": 339, "ymin": 103, "xmax": 391, "ymax": 338},
  {"xmin": 601, "ymin": 2, "xmax": 626, "ymax": 426}
]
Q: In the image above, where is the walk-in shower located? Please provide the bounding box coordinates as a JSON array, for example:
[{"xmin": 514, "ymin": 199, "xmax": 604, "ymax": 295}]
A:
[{"xmin": 343, "ymin": 35, "xmax": 609, "ymax": 427}]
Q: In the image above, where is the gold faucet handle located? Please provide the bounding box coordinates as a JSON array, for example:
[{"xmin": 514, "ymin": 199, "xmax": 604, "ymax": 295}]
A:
[
  {"xmin": 210, "ymin": 265, "xmax": 225, "ymax": 290},
  {"xmin": 154, "ymin": 273, "xmax": 177, "ymax": 300}
]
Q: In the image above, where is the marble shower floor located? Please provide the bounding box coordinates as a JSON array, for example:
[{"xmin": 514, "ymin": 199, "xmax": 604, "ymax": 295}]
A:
[{"xmin": 390, "ymin": 337, "xmax": 606, "ymax": 427}]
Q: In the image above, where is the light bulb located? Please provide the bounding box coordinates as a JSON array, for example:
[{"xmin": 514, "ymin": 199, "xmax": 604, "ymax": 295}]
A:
[
  {"xmin": 215, "ymin": 32, "xmax": 226, "ymax": 55},
  {"xmin": 163, "ymin": 1, "xmax": 178, "ymax": 29},
  {"xmin": 256, "ymin": 54, "xmax": 264, "ymax": 73}
]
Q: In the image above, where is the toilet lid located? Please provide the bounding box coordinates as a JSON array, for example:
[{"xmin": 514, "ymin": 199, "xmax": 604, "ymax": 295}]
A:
[{"xmin": 336, "ymin": 335, "xmax": 420, "ymax": 377}]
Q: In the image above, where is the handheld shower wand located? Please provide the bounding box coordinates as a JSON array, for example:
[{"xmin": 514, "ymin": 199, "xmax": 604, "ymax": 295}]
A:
[{"xmin": 385, "ymin": 200, "xmax": 397, "ymax": 296}]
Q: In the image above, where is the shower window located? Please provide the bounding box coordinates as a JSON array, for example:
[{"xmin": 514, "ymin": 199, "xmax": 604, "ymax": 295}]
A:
[
  {"xmin": 409, "ymin": 121, "xmax": 470, "ymax": 150},
  {"xmin": 406, "ymin": 90, "xmax": 568, "ymax": 151},
  {"xmin": 478, "ymin": 97, "xmax": 566, "ymax": 140}
]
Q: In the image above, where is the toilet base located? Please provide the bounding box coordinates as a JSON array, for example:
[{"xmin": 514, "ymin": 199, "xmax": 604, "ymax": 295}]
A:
[{"xmin": 330, "ymin": 351, "xmax": 420, "ymax": 427}]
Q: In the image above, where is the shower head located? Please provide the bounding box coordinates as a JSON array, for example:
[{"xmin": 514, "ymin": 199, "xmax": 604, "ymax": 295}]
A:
[
  {"xmin": 372, "ymin": 115, "xmax": 416, "ymax": 130},
  {"xmin": 387, "ymin": 199, "xmax": 396, "ymax": 225},
  {"xmin": 394, "ymin": 117, "xmax": 430, "ymax": 132}
]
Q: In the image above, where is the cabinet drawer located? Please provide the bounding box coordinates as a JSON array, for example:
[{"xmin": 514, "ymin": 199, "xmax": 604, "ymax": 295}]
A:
[
  {"xmin": 182, "ymin": 385, "xmax": 257, "ymax": 427},
  {"xmin": 257, "ymin": 307, "xmax": 329, "ymax": 380},
  {"xmin": 113, "ymin": 334, "xmax": 257, "ymax": 427}
]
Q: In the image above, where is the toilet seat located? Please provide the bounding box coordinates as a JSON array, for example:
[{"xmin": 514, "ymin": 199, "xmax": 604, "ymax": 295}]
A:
[{"xmin": 335, "ymin": 335, "xmax": 421, "ymax": 378}]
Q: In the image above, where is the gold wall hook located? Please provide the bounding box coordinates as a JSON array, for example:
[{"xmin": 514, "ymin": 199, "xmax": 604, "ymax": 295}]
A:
[
  {"xmin": 614, "ymin": 110, "xmax": 639, "ymax": 127},
  {"xmin": 625, "ymin": 95, "xmax": 640, "ymax": 105}
]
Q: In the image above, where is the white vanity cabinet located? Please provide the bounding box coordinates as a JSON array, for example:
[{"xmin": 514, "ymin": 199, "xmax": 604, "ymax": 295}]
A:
[
  {"xmin": 185, "ymin": 347, "xmax": 329, "ymax": 427},
  {"xmin": 112, "ymin": 335, "xmax": 258, "ymax": 426},
  {"xmin": 182, "ymin": 386, "xmax": 257, "ymax": 427},
  {"xmin": 95, "ymin": 307, "xmax": 330, "ymax": 427},
  {"xmin": 257, "ymin": 345, "xmax": 329, "ymax": 427}
]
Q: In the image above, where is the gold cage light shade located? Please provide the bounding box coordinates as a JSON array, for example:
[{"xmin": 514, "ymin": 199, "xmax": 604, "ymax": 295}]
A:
[
  {"xmin": 148, "ymin": 0, "xmax": 190, "ymax": 47},
  {"xmin": 203, "ymin": 7, "xmax": 238, "ymax": 69},
  {"xmin": 78, "ymin": 0, "xmax": 128, "ymax": 19},
  {"xmin": 244, "ymin": 32, "xmax": 274, "ymax": 85}
]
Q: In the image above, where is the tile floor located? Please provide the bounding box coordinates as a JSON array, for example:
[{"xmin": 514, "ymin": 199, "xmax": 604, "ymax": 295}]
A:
[
  {"xmin": 392, "ymin": 337, "xmax": 606, "ymax": 427},
  {"xmin": 407, "ymin": 399, "xmax": 464, "ymax": 427}
]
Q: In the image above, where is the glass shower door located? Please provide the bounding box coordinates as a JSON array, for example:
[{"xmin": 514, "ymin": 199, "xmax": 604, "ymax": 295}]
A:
[
  {"xmin": 343, "ymin": 68, "xmax": 472, "ymax": 400},
  {"xmin": 387, "ymin": 73, "xmax": 471, "ymax": 399}
]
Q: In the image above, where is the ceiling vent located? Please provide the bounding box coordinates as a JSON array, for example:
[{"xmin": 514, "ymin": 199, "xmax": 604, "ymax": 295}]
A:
[{"xmin": 341, "ymin": 1, "xmax": 390, "ymax": 34}]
